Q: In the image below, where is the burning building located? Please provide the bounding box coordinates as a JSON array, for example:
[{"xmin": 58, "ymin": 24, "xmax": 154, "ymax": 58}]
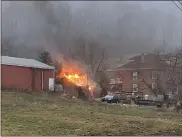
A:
[{"xmin": 55, "ymin": 55, "xmax": 96, "ymax": 99}]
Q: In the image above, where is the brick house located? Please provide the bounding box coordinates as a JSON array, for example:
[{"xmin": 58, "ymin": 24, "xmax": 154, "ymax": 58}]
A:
[
  {"xmin": 115, "ymin": 53, "xmax": 169, "ymax": 95},
  {"xmin": 165, "ymin": 54, "xmax": 182, "ymax": 98}
]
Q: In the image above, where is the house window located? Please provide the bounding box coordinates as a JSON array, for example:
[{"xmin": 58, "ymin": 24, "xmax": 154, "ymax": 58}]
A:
[
  {"xmin": 110, "ymin": 78, "xmax": 116, "ymax": 84},
  {"xmin": 152, "ymin": 71, "xmax": 157, "ymax": 80},
  {"xmin": 152, "ymin": 83, "xmax": 156, "ymax": 89},
  {"xmin": 133, "ymin": 84, "xmax": 138, "ymax": 92},
  {"xmin": 132, "ymin": 72, "xmax": 138, "ymax": 80},
  {"xmin": 166, "ymin": 60, "xmax": 171, "ymax": 65}
]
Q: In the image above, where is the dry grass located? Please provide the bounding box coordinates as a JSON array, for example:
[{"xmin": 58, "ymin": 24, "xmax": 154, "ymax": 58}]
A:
[{"xmin": 2, "ymin": 91, "xmax": 182, "ymax": 136}]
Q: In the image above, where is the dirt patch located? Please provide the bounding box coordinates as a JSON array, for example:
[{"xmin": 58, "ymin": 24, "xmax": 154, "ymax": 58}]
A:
[{"xmin": 152, "ymin": 130, "xmax": 182, "ymax": 136}]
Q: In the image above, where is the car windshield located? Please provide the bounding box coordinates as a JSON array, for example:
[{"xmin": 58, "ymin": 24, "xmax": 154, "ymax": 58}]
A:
[
  {"xmin": 105, "ymin": 95, "xmax": 113, "ymax": 97},
  {"xmin": 104, "ymin": 95, "xmax": 114, "ymax": 99}
]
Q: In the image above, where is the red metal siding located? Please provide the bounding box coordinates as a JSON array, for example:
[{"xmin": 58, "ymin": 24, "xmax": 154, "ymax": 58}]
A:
[
  {"xmin": 34, "ymin": 69, "xmax": 41, "ymax": 90},
  {"xmin": 1, "ymin": 65, "xmax": 32, "ymax": 90},
  {"xmin": 43, "ymin": 70, "xmax": 54, "ymax": 90},
  {"xmin": 1, "ymin": 64, "xmax": 54, "ymax": 91}
]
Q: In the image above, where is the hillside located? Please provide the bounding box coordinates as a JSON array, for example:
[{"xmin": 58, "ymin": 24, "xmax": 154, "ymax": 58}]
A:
[{"xmin": 2, "ymin": 91, "xmax": 182, "ymax": 136}]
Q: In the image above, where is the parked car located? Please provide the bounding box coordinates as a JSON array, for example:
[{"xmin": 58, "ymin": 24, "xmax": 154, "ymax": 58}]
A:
[
  {"xmin": 101, "ymin": 95, "xmax": 113, "ymax": 102},
  {"xmin": 55, "ymin": 84, "xmax": 63, "ymax": 92},
  {"xmin": 101, "ymin": 94, "xmax": 121, "ymax": 103}
]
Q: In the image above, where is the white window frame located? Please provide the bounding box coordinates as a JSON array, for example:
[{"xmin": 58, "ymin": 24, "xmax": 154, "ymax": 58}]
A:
[
  {"xmin": 110, "ymin": 78, "xmax": 116, "ymax": 84},
  {"xmin": 133, "ymin": 84, "xmax": 138, "ymax": 92},
  {"xmin": 152, "ymin": 83, "xmax": 156, "ymax": 89},
  {"xmin": 152, "ymin": 71, "xmax": 158, "ymax": 80},
  {"xmin": 116, "ymin": 78, "xmax": 122, "ymax": 84},
  {"xmin": 132, "ymin": 72, "xmax": 138, "ymax": 80},
  {"xmin": 165, "ymin": 60, "xmax": 171, "ymax": 65}
]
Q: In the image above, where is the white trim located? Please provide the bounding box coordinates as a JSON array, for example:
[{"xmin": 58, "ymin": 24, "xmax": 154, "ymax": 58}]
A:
[
  {"xmin": 152, "ymin": 83, "xmax": 156, "ymax": 89},
  {"xmin": 132, "ymin": 72, "xmax": 138, "ymax": 80},
  {"xmin": 1, "ymin": 56, "xmax": 54, "ymax": 70},
  {"xmin": 1, "ymin": 63, "xmax": 54, "ymax": 69},
  {"xmin": 41, "ymin": 71, "xmax": 44, "ymax": 90},
  {"xmin": 152, "ymin": 73, "xmax": 157, "ymax": 80},
  {"xmin": 132, "ymin": 84, "xmax": 138, "ymax": 92},
  {"xmin": 152, "ymin": 75, "xmax": 156, "ymax": 80},
  {"xmin": 53, "ymin": 68, "xmax": 56, "ymax": 91},
  {"xmin": 49, "ymin": 78, "xmax": 55, "ymax": 91}
]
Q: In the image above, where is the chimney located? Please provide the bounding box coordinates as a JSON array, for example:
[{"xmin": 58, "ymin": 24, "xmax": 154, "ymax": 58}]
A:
[{"xmin": 141, "ymin": 53, "xmax": 145, "ymax": 63}]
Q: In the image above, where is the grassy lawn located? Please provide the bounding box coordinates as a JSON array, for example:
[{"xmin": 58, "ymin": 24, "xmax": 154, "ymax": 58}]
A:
[{"xmin": 2, "ymin": 91, "xmax": 182, "ymax": 136}]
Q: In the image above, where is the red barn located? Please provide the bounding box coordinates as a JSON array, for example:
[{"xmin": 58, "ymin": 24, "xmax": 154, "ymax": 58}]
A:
[{"xmin": 1, "ymin": 56, "xmax": 55, "ymax": 91}]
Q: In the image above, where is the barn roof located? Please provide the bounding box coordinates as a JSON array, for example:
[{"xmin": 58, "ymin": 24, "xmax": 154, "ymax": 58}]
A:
[{"xmin": 1, "ymin": 56, "xmax": 54, "ymax": 70}]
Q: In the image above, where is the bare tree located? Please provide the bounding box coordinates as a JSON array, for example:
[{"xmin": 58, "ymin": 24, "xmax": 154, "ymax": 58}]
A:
[
  {"xmin": 69, "ymin": 37, "xmax": 109, "ymax": 97},
  {"xmin": 137, "ymin": 51, "xmax": 166, "ymax": 96},
  {"xmin": 136, "ymin": 49, "xmax": 182, "ymax": 106},
  {"xmin": 2, "ymin": 37, "xmax": 15, "ymax": 56},
  {"xmin": 39, "ymin": 51, "xmax": 54, "ymax": 66},
  {"xmin": 98, "ymin": 71, "xmax": 110, "ymax": 97},
  {"xmin": 70, "ymin": 37, "xmax": 108, "ymax": 80}
]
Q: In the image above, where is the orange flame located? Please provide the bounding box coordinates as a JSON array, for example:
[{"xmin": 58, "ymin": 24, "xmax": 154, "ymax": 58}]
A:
[{"xmin": 58, "ymin": 63, "xmax": 96, "ymax": 96}]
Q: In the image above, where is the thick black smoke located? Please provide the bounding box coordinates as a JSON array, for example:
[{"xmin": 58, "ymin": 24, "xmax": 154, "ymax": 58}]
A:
[{"xmin": 2, "ymin": 1, "xmax": 182, "ymax": 60}]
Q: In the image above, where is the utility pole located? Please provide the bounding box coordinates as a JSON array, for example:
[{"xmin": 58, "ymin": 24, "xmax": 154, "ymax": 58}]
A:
[{"xmin": 181, "ymin": 20, "xmax": 182, "ymax": 47}]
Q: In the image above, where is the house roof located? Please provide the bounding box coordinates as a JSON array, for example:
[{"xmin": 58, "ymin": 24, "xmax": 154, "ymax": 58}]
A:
[
  {"xmin": 117, "ymin": 53, "xmax": 168, "ymax": 70},
  {"xmin": 1, "ymin": 56, "xmax": 55, "ymax": 69},
  {"xmin": 107, "ymin": 55, "xmax": 139, "ymax": 70},
  {"xmin": 123, "ymin": 54, "xmax": 141, "ymax": 61}
]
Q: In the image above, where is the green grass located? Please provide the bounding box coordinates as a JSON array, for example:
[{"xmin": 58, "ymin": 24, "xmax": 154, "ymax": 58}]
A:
[{"xmin": 2, "ymin": 91, "xmax": 182, "ymax": 136}]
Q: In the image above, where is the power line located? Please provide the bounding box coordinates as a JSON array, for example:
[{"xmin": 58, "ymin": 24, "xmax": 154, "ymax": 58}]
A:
[
  {"xmin": 172, "ymin": 1, "xmax": 182, "ymax": 11},
  {"xmin": 178, "ymin": 0, "xmax": 182, "ymax": 6},
  {"xmin": 173, "ymin": 1, "xmax": 182, "ymax": 12}
]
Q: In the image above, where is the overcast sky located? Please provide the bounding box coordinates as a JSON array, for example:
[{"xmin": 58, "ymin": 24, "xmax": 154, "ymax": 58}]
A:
[{"xmin": 2, "ymin": 1, "xmax": 182, "ymax": 58}]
